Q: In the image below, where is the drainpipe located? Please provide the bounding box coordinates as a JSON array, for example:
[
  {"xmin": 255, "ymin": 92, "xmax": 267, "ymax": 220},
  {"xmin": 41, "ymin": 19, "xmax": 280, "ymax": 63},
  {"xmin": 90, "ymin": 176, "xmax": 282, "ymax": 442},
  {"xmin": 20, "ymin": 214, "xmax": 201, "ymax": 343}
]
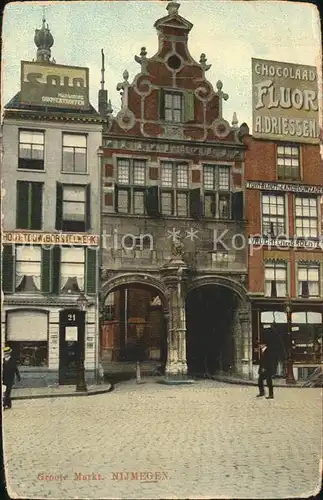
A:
[{"xmin": 96, "ymin": 146, "xmax": 104, "ymax": 384}]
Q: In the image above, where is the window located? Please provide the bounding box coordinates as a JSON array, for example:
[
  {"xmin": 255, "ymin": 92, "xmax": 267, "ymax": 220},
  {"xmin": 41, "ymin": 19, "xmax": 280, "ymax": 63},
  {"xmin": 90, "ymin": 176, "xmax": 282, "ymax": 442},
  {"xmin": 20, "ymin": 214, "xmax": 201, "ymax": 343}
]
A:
[
  {"xmin": 295, "ymin": 196, "xmax": 318, "ymax": 237},
  {"xmin": 60, "ymin": 247, "xmax": 85, "ymax": 293},
  {"xmin": 56, "ymin": 183, "xmax": 91, "ymax": 232},
  {"xmin": 115, "ymin": 158, "xmax": 147, "ymax": 214},
  {"xmin": 15, "ymin": 246, "xmax": 41, "ymax": 292},
  {"xmin": 277, "ymin": 144, "xmax": 300, "ymax": 180},
  {"xmin": 104, "ymin": 293, "xmax": 116, "ymax": 321},
  {"xmin": 165, "ymin": 92, "xmax": 183, "ymax": 122},
  {"xmin": 264, "ymin": 261, "xmax": 287, "ymax": 297},
  {"xmin": 262, "ymin": 194, "xmax": 286, "ymax": 236},
  {"xmin": 203, "ymin": 165, "xmax": 231, "ymax": 219},
  {"xmin": 62, "ymin": 134, "xmax": 87, "ymax": 173},
  {"xmin": 297, "ymin": 264, "xmax": 320, "ymax": 298},
  {"xmin": 16, "ymin": 181, "xmax": 43, "ymax": 230},
  {"xmin": 18, "ymin": 130, "xmax": 44, "ymax": 170},
  {"xmin": 161, "ymin": 161, "xmax": 188, "ymax": 216}
]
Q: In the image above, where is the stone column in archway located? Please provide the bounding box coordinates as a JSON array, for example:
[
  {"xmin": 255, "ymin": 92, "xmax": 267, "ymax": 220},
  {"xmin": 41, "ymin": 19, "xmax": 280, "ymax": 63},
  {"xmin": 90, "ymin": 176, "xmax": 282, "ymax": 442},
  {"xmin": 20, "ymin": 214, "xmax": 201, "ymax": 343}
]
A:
[
  {"xmin": 238, "ymin": 302, "xmax": 252, "ymax": 379},
  {"xmin": 160, "ymin": 244, "xmax": 188, "ymax": 376}
]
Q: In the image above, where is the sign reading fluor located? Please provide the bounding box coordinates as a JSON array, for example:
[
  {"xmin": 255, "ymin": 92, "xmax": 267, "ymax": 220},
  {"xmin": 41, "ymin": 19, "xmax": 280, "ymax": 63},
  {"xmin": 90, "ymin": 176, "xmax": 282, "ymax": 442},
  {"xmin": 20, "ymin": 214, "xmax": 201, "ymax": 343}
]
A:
[
  {"xmin": 252, "ymin": 58, "xmax": 319, "ymax": 144},
  {"xmin": 21, "ymin": 61, "xmax": 89, "ymax": 109}
]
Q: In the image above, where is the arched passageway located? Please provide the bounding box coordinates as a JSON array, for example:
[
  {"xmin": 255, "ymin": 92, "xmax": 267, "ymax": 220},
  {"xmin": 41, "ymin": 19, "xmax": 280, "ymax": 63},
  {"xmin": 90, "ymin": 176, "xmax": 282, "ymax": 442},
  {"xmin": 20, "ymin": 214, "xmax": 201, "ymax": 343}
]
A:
[
  {"xmin": 101, "ymin": 284, "xmax": 167, "ymax": 369},
  {"xmin": 186, "ymin": 285, "xmax": 239, "ymax": 376}
]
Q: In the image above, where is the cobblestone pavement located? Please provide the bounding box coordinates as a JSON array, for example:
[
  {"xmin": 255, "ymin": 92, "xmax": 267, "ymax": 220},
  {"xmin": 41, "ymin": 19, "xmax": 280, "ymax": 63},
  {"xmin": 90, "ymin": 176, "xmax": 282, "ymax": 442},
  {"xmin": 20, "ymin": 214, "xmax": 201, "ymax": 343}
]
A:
[{"xmin": 3, "ymin": 380, "xmax": 322, "ymax": 499}]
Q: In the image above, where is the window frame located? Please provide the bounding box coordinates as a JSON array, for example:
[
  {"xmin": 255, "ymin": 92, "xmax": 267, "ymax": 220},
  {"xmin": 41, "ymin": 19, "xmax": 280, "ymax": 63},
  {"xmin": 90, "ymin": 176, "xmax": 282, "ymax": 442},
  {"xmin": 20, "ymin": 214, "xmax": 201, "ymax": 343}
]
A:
[
  {"xmin": 60, "ymin": 247, "xmax": 85, "ymax": 294},
  {"xmin": 297, "ymin": 263, "xmax": 320, "ymax": 298},
  {"xmin": 62, "ymin": 133, "xmax": 87, "ymax": 174},
  {"xmin": 115, "ymin": 157, "xmax": 148, "ymax": 215},
  {"xmin": 61, "ymin": 183, "xmax": 89, "ymax": 232},
  {"xmin": 276, "ymin": 143, "xmax": 300, "ymax": 181},
  {"xmin": 164, "ymin": 91, "xmax": 184, "ymax": 123},
  {"xmin": 18, "ymin": 129, "xmax": 45, "ymax": 171},
  {"xmin": 261, "ymin": 193, "xmax": 287, "ymax": 237},
  {"xmin": 160, "ymin": 161, "xmax": 189, "ymax": 217},
  {"xmin": 264, "ymin": 260, "xmax": 288, "ymax": 298},
  {"xmin": 294, "ymin": 195, "xmax": 318, "ymax": 238},
  {"xmin": 16, "ymin": 181, "xmax": 43, "ymax": 230},
  {"xmin": 202, "ymin": 163, "xmax": 231, "ymax": 220},
  {"xmin": 15, "ymin": 245, "xmax": 42, "ymax": 293}
]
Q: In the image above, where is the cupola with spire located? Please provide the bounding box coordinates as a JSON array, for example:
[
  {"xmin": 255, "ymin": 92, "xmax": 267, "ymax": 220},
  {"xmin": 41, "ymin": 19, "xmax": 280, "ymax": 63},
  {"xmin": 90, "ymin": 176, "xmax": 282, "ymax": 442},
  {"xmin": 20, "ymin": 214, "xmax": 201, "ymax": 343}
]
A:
[{"xmin": 34, "ymin": 17, "xmax": 55, "ymax": 63}]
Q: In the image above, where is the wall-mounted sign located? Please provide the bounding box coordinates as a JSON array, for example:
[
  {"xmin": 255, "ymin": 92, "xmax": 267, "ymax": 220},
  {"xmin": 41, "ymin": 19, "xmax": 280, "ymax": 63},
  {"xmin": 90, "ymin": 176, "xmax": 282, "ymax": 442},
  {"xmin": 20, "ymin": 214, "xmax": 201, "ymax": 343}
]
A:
[
  {"xmin": 21, "ymin": 61, "xmax": 90, "ymax": 109},
  {"xmin": 246, "ymin": 180, "xmax": 323, "ymax": 194},
  {"xmin": 252, "ymin": 58, "xmax": 319, "ymax": 144},
  {"xmin": 65, "ymin": 326, "xmax": 78, "ymax": 342},
  {"xmin": 248, "ymin": 236, "xmax": 323, "ymax": 250},
  {"xmin": 2, "ymin": 231, "xmax": 99, "ymax": 246}
]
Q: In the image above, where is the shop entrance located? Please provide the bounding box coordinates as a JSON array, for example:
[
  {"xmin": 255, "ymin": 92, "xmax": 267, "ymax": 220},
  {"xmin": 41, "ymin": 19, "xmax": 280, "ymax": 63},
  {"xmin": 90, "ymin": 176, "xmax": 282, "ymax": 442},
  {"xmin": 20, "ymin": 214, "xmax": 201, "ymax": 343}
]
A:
[
  {"xmin": 186, "ymin": 285, "xmax": 238, "ymax": 376},
  {"xmin": 101, "ymin": 285, "xmax": 167, "ymax": 371}
]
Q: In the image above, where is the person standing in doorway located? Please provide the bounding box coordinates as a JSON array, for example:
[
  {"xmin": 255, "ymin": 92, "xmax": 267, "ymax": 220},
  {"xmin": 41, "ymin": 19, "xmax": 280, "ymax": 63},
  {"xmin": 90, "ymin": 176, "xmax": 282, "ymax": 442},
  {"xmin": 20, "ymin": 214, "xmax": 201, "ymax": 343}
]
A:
[
  {"xmin": 3, "ymin": 346, "xmax": 21, "ymax": 409},
  {"xmin": 257, "ymin": 341, "xmax": 274, "ymax": 399}
]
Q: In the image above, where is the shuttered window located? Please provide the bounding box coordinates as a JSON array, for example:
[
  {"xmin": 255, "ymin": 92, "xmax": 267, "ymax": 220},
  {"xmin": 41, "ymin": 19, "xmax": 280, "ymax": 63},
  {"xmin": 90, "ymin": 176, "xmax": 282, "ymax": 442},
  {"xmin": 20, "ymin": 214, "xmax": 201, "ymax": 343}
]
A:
[{"xmin": 16, "ymin": 181, "xmax": 43, "ymax": 229}]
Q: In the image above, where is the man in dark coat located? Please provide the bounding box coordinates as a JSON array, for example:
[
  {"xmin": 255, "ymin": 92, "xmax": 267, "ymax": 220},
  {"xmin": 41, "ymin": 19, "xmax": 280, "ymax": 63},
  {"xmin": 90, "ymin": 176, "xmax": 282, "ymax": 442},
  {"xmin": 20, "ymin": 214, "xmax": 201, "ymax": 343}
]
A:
[
  {"xmin": 257, "ymin": 341, "xmax": 274, "ymax": 399},
  {"xmin": 3, "ymin": 346, "xmax": 21, "ymax": 409}
]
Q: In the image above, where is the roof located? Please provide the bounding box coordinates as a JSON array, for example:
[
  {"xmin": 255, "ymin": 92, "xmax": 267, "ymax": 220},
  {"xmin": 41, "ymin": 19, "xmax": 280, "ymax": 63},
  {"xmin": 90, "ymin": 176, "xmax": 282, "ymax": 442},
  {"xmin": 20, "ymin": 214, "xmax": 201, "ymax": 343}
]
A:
[{"xmin": 4, "ymin": 92, "xmax": 100, "ymax": 116}]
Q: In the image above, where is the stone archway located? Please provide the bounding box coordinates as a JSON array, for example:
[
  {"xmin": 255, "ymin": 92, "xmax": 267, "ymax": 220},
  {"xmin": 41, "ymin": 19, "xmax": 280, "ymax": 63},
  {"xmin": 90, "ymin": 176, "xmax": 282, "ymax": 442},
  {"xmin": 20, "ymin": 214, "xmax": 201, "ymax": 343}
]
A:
[
  {"xmin": 185, "ymin": 276, "xmax": 251, "ymax": 377},
  {"xmin": 100, "ymin": 273, "xmax": 168, "ymax": 373}
]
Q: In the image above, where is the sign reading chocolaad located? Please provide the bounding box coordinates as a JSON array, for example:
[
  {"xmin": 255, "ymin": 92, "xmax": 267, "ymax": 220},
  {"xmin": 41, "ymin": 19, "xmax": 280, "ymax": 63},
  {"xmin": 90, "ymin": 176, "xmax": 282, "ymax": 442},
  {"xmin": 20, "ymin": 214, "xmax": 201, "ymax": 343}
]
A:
[
  {"xmin": 3, "ymin": 231, "xmax": 99, "ymax": 246},
  {"xmin": 21, "ymin": 61, "xmax": 90, "ymax": 109},
  {"xmin": 252, "ymin": 58, "xmax": 319, "ymax": 144}
]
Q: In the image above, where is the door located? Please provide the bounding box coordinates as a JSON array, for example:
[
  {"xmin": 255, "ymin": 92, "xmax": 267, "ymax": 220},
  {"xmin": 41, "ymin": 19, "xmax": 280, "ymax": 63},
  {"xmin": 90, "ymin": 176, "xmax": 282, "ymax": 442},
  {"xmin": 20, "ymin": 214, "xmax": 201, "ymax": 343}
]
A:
[{"xmin": 59, "ymin": 309, "xmax": 85, "ymax": 385}]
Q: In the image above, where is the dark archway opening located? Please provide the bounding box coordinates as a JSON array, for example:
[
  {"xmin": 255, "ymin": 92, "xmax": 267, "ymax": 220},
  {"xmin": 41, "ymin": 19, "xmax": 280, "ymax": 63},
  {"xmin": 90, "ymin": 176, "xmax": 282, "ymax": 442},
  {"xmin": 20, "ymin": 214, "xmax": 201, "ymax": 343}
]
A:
[
  {"xmin": 101, "ymin": 284, "xmax": 167, "ymax": 372},
  {"xmin": 186, "ymin": 285, "xmax": 238, "ymax": 377}
]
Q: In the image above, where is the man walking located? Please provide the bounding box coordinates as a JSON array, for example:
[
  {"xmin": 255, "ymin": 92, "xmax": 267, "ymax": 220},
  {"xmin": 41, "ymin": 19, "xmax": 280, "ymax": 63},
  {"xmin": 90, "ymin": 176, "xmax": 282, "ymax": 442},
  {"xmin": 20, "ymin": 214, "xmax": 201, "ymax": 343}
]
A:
[
  {"xmin": 3, "ymin": 346, "xmax": 21, "ymax": 409},
  {"xmin": 257, "ymin": 341, "xmax": 274, "ymax": 399}
]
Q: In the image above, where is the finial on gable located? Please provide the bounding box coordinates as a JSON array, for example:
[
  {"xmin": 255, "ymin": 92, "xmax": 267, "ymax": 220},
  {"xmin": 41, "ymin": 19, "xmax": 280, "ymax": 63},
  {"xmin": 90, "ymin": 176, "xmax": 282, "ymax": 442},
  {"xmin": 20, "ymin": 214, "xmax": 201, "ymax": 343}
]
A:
[{"xmin": 167, "ymin": 2, "xmax": 180, "ymax": 16}]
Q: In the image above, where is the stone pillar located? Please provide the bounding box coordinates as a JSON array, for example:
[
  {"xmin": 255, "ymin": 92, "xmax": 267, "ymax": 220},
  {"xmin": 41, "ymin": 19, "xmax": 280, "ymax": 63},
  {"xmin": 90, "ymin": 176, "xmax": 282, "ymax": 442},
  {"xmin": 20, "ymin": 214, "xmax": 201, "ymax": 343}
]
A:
[
  {"xmin": 161, "ymin": 258, "xmax": 188, "ymax": 376},
  {"xmin": 238, "ymin": 303, "xmax": 252, "ymax": 379}
]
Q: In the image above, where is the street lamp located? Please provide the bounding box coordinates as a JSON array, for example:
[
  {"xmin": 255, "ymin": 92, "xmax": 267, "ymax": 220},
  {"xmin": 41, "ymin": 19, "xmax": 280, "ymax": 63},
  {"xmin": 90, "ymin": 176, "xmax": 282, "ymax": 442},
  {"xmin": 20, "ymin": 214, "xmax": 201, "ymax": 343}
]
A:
[
  {"xmin": 76, "ymin": 291, "xmax": 88, "ymax": 392},
  {"xmin": 285, "ymin": 299, "xmax": 296, "ymax": 384}
]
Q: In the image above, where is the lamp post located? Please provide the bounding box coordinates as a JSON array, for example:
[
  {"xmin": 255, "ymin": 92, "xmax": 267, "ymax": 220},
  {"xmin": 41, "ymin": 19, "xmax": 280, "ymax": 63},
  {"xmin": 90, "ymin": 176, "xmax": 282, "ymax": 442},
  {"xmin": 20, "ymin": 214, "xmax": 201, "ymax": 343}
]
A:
[
  {"xmin": 76, "ymin": 291, "xmax": 88, "ymax": 392},
  {"xmin": 285, "ymin": 299, "xmax": 296, "ymax": 384}
]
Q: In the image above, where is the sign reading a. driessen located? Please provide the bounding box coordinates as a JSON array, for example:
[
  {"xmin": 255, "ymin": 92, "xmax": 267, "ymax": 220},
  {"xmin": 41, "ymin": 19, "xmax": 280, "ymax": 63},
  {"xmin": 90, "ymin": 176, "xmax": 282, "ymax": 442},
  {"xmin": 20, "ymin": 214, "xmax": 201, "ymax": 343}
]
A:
[
  {"xmin": 252, "ymin": 58, "xmax": 319, "ymax": 144},
  {"xmin": 21, "ymin": 61, "xmax": 89, "ymax": 109}
]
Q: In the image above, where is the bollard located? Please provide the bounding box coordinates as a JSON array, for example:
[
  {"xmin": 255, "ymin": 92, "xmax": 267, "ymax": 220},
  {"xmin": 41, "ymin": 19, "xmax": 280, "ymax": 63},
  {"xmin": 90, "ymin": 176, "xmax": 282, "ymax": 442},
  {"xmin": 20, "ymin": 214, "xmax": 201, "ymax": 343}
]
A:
[{"xmin": 136, "ymin": 361, "xmax": 141, "ymax": 384}]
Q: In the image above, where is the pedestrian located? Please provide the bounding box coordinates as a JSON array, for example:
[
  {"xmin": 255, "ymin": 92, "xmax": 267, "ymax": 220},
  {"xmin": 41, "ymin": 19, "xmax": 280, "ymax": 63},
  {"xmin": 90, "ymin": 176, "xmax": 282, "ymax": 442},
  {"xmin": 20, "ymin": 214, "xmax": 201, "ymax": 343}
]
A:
[
  {"xmin": 257, "ymin": 341, "xmax": 274, "ymax": 399},
  {"xmin": 2, "ymin": 346, "xmax": 21, "ymax": 410}
]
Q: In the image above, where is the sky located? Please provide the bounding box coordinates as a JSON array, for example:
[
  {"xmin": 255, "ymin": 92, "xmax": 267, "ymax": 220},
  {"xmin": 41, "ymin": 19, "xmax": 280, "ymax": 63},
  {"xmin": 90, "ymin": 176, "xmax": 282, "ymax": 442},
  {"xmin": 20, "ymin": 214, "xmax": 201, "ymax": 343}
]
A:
[{"xmin": 1, "ymin": 0, "xmax": 322, "ymax": 129}]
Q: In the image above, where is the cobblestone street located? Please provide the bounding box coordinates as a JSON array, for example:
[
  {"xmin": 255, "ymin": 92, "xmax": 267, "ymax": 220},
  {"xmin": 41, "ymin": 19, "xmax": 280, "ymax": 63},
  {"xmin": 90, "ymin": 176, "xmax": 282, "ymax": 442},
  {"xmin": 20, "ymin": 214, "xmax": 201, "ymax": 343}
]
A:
[{"xmin": 3, "ymin": 380, "xmax": 322, "ymax": 499}]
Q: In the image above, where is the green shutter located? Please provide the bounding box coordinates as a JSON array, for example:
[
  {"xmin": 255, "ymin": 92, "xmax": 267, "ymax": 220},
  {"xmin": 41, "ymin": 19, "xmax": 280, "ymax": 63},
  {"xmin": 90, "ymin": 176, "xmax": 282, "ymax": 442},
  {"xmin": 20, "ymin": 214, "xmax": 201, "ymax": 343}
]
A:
[
  {"xmin": 2, "ymin": 245, "xmax": 15, "ymax": 293},
  {"xmin": 184, "ymin": 90, "xmax": 195, "ymax": 122},
  {"xmin": 55, "ymin": 182, "xmax": 63, "ymax": 230},
  {"xmin": 158, "ymin": 88, "xmax": 165, "ymax": 120},
  {"xmin": 41, "ymin": 248, "xmax": 51, "ymax": 293},
  {"xmin": 85, "ymin": 184, "xmax": 91, "ymax": 230},
  {"xmin": 31, "ymin": 182, "xmax": 43, "ymax": 230},
  {"xmin": 52, "ymin": 246, "xmax": 61, "ymax": 294},
  {"xmin": 16, "ymin": 181, "xmax": 29, "ymax": 229},
  {"xmin": 86, "ymin": 248, "xmax": 97, "ymax": 295}
]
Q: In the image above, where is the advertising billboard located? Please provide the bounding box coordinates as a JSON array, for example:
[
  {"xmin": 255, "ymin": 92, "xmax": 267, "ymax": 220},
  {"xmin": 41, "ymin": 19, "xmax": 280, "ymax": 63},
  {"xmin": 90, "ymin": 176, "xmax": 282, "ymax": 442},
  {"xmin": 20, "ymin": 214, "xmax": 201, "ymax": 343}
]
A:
[
  {"xmin": 252, "ymin": 58, "xmax": 319, "ymax": 144},
  {"xmin": 21, "ymin": 61, "xmax": 90, "ymax": 109}
]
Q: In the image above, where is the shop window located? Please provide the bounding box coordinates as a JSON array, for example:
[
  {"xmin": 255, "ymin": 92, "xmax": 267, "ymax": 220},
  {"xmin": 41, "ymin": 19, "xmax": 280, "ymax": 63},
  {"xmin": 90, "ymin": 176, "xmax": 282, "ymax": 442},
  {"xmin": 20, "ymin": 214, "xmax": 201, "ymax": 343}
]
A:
[
  {"xmin": 62, "ymin": 134, "xmax": 87, "ymax": 173},
  {"xmin": 291, "ymin": 311, "xmax": 323, "ymax": 363},
  {"xmin": 295, "ymin": 196, "xmax": 318, "ymax": 238},
  {"xmin": 18, "ymin": 130, "xmax": 44, "ymax": 170},
  {"xmin": 56, "ymin": 183, "xmax": 91, "ymax": 232},
  {"xmin": 115, "ymin": 158, "xmax": 147, "ymax": 214},
  {"xmin": 15, "ymin": 246, "xmax": 41, "ymax": 292},
  {"xmin": 264, "ymin": 261, "xmax": 287, "ymax": 297},
  {"xmin": 297, "ymin": 264, "xmax": 320, "ymax": 298},
  {"xmin": 277, "ymin": 144, "xmax": 300, "ymax": 180},
  {"xmin": 16, "ymin": 181, "xmax": 43, "ymax": 230},
  {"xmin": 262, "ymin": 194, "xmax": 286, "ymax": 237},
  {"xmin": 11, "ymin": 342, "xmax": 48, "ymax": 367}
]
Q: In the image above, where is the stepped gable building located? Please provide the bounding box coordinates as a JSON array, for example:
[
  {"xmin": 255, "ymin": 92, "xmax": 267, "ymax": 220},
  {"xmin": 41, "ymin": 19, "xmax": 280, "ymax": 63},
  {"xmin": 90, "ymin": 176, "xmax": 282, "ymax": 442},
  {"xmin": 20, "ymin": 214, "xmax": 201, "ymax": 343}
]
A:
[
  {"xmin": 1, "ymin": 18, "xmax": 102, "ymax": 387},
  {"xmin": 244, "ymin": 60, "xmax": 323, "ymax": 380},
  {"xmin": 99, "ymin": 2, "xmax": 252, "ymax": 378}
]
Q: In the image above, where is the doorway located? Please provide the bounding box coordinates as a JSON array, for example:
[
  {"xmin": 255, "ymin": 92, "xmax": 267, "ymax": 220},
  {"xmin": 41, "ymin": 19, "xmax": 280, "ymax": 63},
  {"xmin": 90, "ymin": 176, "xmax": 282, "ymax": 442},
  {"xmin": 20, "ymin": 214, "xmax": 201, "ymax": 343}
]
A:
[{"xmin": 59, "ymin": 309, "xmax": 85, "ymax": 384}]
